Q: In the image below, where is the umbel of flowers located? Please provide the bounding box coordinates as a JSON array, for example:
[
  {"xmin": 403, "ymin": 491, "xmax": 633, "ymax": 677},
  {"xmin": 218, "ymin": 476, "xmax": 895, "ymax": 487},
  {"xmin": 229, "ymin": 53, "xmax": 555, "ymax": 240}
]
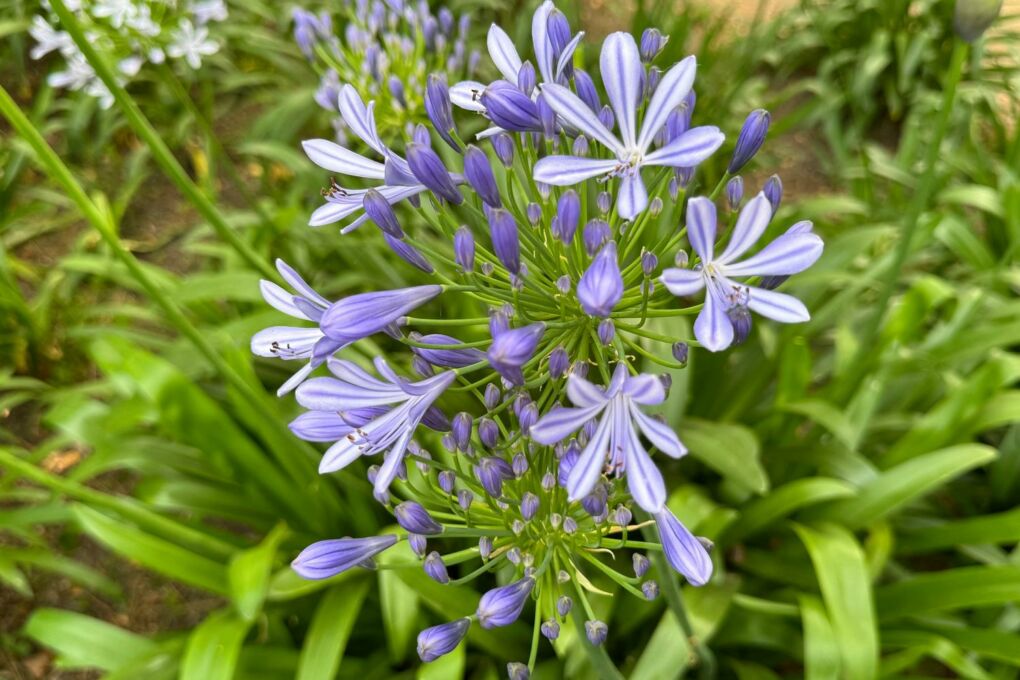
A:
[
  {"xmin": 254, "ymin": 2, "xmax": 823, "ymax": 675},
  {"xmin": 29, "ymin": 0, "xmax": 228, "ymax": 108},
  {"xmin": 292, "ymin": 0, "xmax": 480, "ymax": 142}
]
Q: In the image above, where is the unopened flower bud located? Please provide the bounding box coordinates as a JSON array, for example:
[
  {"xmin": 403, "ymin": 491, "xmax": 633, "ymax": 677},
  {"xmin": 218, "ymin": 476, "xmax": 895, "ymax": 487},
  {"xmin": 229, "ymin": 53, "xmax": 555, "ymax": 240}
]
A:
[
  {"xmin": 408, "ymin": 533, "xmax": 427, "ymax": 558},
  {"xmin": 642, "ymin": 580, "xmax": 660, "ymax": 600},
  {"xmin": 438, "ymin": 470, "xmax": 456, "ymax": 494},
  {"xmin": 633, "ymin": 553, "xmax": 650, "ymax": 578},
  {"xmin": 585, "ymin": 620, "xmax": 608, "ymax": 646},
  {"xmin": 424, "ymin": 551, "xmax": 450, "ymax": 583},
  {"xmin": 556, "ymin": 595, "xmax": 572, "ymax": 617}
]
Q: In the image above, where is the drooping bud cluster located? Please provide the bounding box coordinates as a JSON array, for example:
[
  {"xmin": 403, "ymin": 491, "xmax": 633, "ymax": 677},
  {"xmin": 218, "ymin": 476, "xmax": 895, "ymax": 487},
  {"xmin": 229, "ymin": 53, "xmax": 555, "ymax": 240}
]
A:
[
  {"xmin": 28, "ymin": 0, "xmax": 228, "ymax": 108},
  {"xmin": 253, "ymin": 1, "xmax": 825, "ymax": 675}
]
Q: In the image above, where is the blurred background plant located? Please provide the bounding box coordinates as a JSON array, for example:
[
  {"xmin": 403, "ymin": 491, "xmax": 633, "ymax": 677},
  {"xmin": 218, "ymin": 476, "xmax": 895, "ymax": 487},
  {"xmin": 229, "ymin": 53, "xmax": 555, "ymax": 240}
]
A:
[{"xmin": 1, "ymin": 0, "xmax": 1019, "ymax": 678}]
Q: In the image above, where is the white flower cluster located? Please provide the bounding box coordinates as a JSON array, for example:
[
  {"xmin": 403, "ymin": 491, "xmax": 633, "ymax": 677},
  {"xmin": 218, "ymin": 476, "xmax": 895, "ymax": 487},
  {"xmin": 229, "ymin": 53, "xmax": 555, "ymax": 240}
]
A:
[{"xmin": 29, "ymin": 0, "xmax": 228, "ymax": 108}]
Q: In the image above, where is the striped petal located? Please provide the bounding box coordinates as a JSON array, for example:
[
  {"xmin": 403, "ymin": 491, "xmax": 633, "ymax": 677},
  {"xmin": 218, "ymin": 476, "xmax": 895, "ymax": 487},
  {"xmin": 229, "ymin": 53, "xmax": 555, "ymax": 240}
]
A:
[
  {"xmin": 567, "ymin": 373, "xmax": 609, "ymax": 408},
  {"xmin": 487, "ymin": 24, "xmax": 522, "ymax": 82},
  {"xmin": 637, "ymin": 56, "xmax": 696, "ymax": 151},
  {"xmin": 338, "ymin": 85, "xmax": 385, "ymax": 155},
  {"xmin": 301, "ymin": 139, "xmax": 386, "ymax": 178},
  {"xmin": 532, "ymin": 0, "xmax": 556, "ymax": 82},
  {"xmin": 630, "ymin": 403, "xmax": 687, "ymax": 458},
  {"xmin": 694, "ymin": 286, "xmax": 733, "ymax": 352},
  {"xmin": 660, "ymin": 268, "xmax": 705, "ymax": 297},
  {"xmin": 717, "ymin": 193, "xmax": 773, "ymax": 264},
  {"xmin": 623, "ymin": 425, "xmax": 667, "ymax": 512},
  {"xmin": 251, "ymin": 326, "xmax": 322, "ymax": 359},
  {"xmin": 566, "ymin": 405, "xmax": 613, "ymax": 501},
  {"xmin": 276, "ymin": 259, "xmax": 329, "ymax": 307},
  {"xmin": 539, "ymin": 82, "xmax": 621, "ymax": 153},
  {"xmin": 745, "ymin": 285, "xmax": 811, "ymax": 323},
  {"xmin": 723, "ymin": 233, "xmax": 824, "ymax": 277},
  {"xmin": 530, "ymin": 404, "xmax": 604, "ymax": 445},
  {"xmin": 644, "ymin": 126, "xmax": 725, "ymax": 168},
  {"xmin": 451, "ymin": 80, "xmax": 487, "ymax": 112},
  {"xmin": 617, "ymin": 173, "xmax": 648, "ymax": 220},
  {"xmin": 534, "ymin": 156, "xmax": 616, "ymax": 186},
  {"xmin": 685, "ymin": 197, "xmax": 717, "ymax": 262},
  {"xmin": 600, "ymin": 32, "xmax": 642, "ymax": 149}
]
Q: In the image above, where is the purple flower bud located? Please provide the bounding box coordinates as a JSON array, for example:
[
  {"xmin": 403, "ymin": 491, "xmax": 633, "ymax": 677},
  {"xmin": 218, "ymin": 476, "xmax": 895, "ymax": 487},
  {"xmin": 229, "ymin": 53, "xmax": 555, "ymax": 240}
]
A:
[
  {"xmin": 555, "ymin": 275, "xmax": 571, "ymax": 295},
  {"xmin": 645, "ymin": 66, "xmax": 661, "ymax": 98},
  {"xmin": 507, "ymin": 662, "xmax": 530, "ymax": 680},
  {"xmin": 676, "ymin": 166, "xmax": 694, "ymax": 188},
  {"xmin": 764, "ymin": 174, "xmax": 783, "ymax": 211},
  {"xmin": 553, "ymin": 190, "xmax": 580, "ymax": 245},
  {"xmin": 597, "ymin": 319, "xmax": 615, "ymax": 345},
  {"xmin": 389, "ymin": 76, "xmax": 407, "ymax": 109},
  {"xmin": 425, "ymin": 74, "xmax": 461, "ymax": 152},
  {"xmin": 510, "ymin": 453, "xmax": 528, "ymax": 479},
  {"xmin": 424, "ymin": 551, "xmax": 450, "ymax": 583},
  {"xmin": 413, "ymin": 124, "xmax": 432, "ymax": 147},
  {"xmin": 366, "ymin": 465, "xmax": 380, "ymax": 485},
  {"xmin": 479, "ymin": 536, "xmax": 493, "ymax": 559},
  {"xmin": 674, "ymin": 250, "xmax": 689, "ymax": 268},
  {"xmin": 422, "ymin": 16, "xmax": 439, "ymax": 50},
  {"xmin": 641, "ymin": 250, "xmax": 659, "ymax": 276},
  {"xmin": 654, "ymin": 508, "xmax": 713, "ymax": 586},
  {"xmin": 384, "ymin": 233, "xmax": 434, "ymax": 273},
  {"xmin": 512, "ymin": 519, "xmax": 525, "ymax": 535},
  {"xmin": 577, "ymin": 242, "xmax": 624, "ymax": 318},
  {"xmin": 476, "ymin": 456, "xmax": 513, "ymax": 497},
  {"xmin": 411, "ymin": 332, "xmax": 486, "ymax": 369},
  {"xmin": 548, "ymin": 347, "xmax": 569, "ymax": 378},
  {"xmin": 541, "ymin": 472, "xmax": 555, "ymax": 490},
  {"xmin": 478, "ymin": 417, "xmax": 499, "ymax": 447},
  {"xmin": 649, "ymin": 197, "xmax": 663, "ymax": 216},
  {"xmin": 484, "ymin": 383, "xmax": 501, "ymax": 409},
  {"xmin": 438, "ymin": 7, "xmax": 454, "ymax": 35},
  {"xmin": 487, "ymin": 208, "xmax": 521, "ymax": 274},
  {"xmin": 614, "ymin": 505, "xmax": 632, "ymax": 527},
  {"xmin": 571, "ymin": 134, "xmax": 590, "ymax": 157},
  {"xmin": 448, "ymin": 227, "xmax": 475, "ymax": 272},
  {"xmin": 585, "ymin": 620, "xmax": 608, "ymax": 646},
  {"xmin": 492, "ymin": 133, "xmax": 514, "ymax": 167},
  {"xmin": 452, "ymin": 412, "xmax": 473, "ymax": 450},
  {"xmin": 362, "ymin": 189, "xmax": 404, "ymax": 237},
  {"xmin": 558, "ymin": 442, "xmax": 579, "ymax": 487},
  {"xmin": 728, "ymin": 109, "xmax": 770, "ymax": 174},
  {"xmin": 407, "ymin": 143, "xmax": 463, "ymax": 204},
  {"xmin": 633, "ymin": 553, "xmax": 650, "ymax": 578},
  {"xmin": 640, "ymin": 28, "xmax": 668, "ymax": 62},
  {"xmin": 520, "ymin": 492, "xmax": 539, "ymax": 520},
  {"xmin": 582, "ymin": 491, "xmax": 607, "ymax": 518},
  {"xmin": 537, "ymin": 94, "xmax": 557, "ymax": 139},
  {"xmin": 488, "ymin": 322, "xmax": 544, "ymax": 386},
  {"xmin": 477, "ymin": 576, "xmax": 535, "ymax": 628},
  {"xmin": 642, "ymin": 580, "xmax": 660, "ymax": 600},
  {"xmin": 457, "ymin": 489, "xmax": 473, "ymax": 509},
  {"xmin": 547, "ymin": 8, "xmax": 571, "ymax": 58},
  {"xmin": 541, "ymin": 619, "xmax": 560, "ymax": 640},
  {"xmin": 409, "ymin": 533, "xmax": 427, "ymax": 558},
  {"xmin": 582, "ymin": 219, "xmax": 610, "ymax": 256},
  {"xmin": 464, "ymin": 145, "xmax": 501, "ymax": 207},
  {"xmin": 413, "ymin": 355, "xmax": 435, "ymax": 377},
  {"xmin": 598, "ymin": 105, "xmax": 615, "ymax": 131},
  {"xmin": 672, "ymin": 341, "xmax": 689, "ymax": 364},
  {"xmin": 417, "ymin": 618, "xmax": 470, "ymax": 662},
  {"xmin": 727, "ymin": 304, "xmax": 752, "ymax": 345},
  {"xmin": 395, "ymin": 501, "xmax": 443, "ymax": 535},
  {"xmin": 481, "ymin": 81, "xmax": 541, "ymax": 132},
  {"xmin": 726, "ymin": 176, "xmax": 744, "ymax": 211},
  {"xmin": 438, "ymin": 470, "xmax": 456, "ymax": 494},
  {"xmin": 563, "ymin": 516, "xmax": 578, "ymax": 534},
  {"xmin": 512, "ymin": 60, "xmax": 535, "ymax": 97},
  {"xmin": 521, "ymin": 204, "xmax": 539, "ymax": 228},
  {"xmin": 556, "ymin": 595, "xmax": 572, "ymax": 617},
  {"xmin": 518, "ymin": 404, "xmax": 538, "ymax": 434},
  {"xmin": 573, "ymin": 69, "xmax": 600, "ymax": 112},
  {"xmin": 291, "ymin": 534, "xmax": 397, "ymax": 579}
]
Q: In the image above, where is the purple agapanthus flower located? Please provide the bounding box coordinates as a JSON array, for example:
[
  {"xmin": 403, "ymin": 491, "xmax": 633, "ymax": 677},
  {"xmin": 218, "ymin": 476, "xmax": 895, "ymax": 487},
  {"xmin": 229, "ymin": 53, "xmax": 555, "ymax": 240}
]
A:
[
  {"xmin": 295, "ymin": 357, "xmax": 455, "ymax": 494},
  {"xmin": 303, "ymin": 85, "xmax": 461, "ymax": 230},
  {"xmin": 251, "ymin": 259, "xmax": 333, "ymax": 396},
  {"xmin": 529, "ymin": 363, "xmax": 686, "ymax": 512},
  {"xmin": 450, "ymin": 1, "xmax": 583, "ymax": 124},
  {"xmin": 660, "ymin": 193, "xmax": 823, "ymax": 352},
  {"xmin": 533, "ymin": 34, "xmax": 725, "ymax": 219}
]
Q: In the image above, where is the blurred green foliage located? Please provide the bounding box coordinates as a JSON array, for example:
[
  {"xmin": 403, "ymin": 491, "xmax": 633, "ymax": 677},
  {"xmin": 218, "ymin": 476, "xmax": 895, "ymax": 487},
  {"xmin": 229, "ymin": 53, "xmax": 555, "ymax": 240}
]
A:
[{"xmin": 2, "ymin": 0, "xmax": 1020, "ymax": 678}]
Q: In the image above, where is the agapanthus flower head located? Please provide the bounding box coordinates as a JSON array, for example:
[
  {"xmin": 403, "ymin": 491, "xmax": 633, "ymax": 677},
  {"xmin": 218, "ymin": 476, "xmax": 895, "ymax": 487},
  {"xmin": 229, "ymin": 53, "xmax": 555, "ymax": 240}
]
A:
[
  {"xmin": 533, "ymin": 36, "xmax": 724, "ymax": 219},
  {"xmin": 660, "ymin": 193, "xmax": 823, "ymax": 351},
  {"xmin": 268, "ymin": 4, "xmax": 829, "ymax": 671}
]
